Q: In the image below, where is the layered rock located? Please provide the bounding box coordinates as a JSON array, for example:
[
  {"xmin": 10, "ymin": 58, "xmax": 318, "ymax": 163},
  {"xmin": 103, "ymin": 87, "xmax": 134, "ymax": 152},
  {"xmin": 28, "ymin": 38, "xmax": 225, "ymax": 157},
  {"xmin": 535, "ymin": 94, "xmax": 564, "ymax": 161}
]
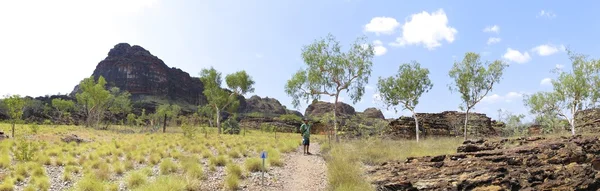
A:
[
  {"xmin": 575, "ymin": 108, "xmax": 600, "ymax": 132},
  {"xmin": 368, "ymin": 135, "xmax": 600, "ymax": 190},
  {"xmin": 71, "ymin": 43, "xmax": 207, "ymax": 109},
  {"xmin": 360, "ymin": 107, "xmax": 385, "ymax": 119},
  {"xmin": 385, "ymin": 111, "xmax": 500, "ymax": 139},
  {"xmin": 242, "ymin": 95, "xmax": 287, "ymax": 115},
  {"xmin": 304, "ymin": 101, "xmax": 355, "ymax": 118},
  {"xmin": 238, "ymin": 95, "xmax": 304, "ymax": 132}
]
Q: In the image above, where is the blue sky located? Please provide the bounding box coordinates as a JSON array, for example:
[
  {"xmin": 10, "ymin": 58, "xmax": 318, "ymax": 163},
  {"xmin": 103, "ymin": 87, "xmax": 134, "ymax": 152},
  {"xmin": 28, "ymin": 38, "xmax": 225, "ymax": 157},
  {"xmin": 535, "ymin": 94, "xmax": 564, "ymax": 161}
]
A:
[{"xmin": 1, "ymin": 0, "xmax": 599, "ymax": 121}]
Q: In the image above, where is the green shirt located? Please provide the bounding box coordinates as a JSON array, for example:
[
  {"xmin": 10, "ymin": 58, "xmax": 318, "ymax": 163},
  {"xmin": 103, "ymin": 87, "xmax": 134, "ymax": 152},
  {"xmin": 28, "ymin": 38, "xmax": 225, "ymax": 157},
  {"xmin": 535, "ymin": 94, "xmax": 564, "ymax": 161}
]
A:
[{"xmin": 300, "ymin": 123, "xmax": 310, "ymax": 139}]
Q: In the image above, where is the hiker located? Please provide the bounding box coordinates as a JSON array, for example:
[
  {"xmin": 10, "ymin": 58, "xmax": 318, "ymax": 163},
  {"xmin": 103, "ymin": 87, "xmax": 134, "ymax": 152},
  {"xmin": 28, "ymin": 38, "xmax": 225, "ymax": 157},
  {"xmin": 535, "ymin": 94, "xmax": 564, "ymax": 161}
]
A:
[{"xmin": 300, "ymin": 118, "xmax": 312, "ymax": 155}]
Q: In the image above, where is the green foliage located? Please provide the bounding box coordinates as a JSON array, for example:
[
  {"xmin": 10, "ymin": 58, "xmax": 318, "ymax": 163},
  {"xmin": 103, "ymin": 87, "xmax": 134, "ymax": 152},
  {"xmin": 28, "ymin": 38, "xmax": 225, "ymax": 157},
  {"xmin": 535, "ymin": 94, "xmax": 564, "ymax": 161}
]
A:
[
  {"xmin": 180, "ymin": 121, "xmax": 197, "ymax": 139},
  {"xmin": 448, "ymin": 52, "xmax": 507, "ymax": 139},
  {"xmin": 199, "ymin": 67, "xmax": 255, "ymax": 134},
  {"xmin": 127, "ymin": 171, "xmax": 148, "ymax": 189},
  {"xmin": 223, "ymin": 117, "xmax": 240, "ymax": 134},
  {"xmin": 246, "ymin": 112, "xmax": 264, "ymax": 118},
  {"xmin": 524, "ymin": 50, "xmax": 600, "ymax": 135},
  {"xmin": 285, "ymin": 33, "xmax": 375, "ymax": 141},
  {"xmin": 126, "ymin": 113, "xmax": 137, "ymax": 126},
  {"xmin": 52, "ymin": 98, "xmax": 74, "ymax": 122},
  {"xmin": 157, "ymin": 103, "xmax": 181, "ymax": 132},
  {"xmin": 76, "ymin": 76, "xmax": 111, "ymax": 127},
  {"xmin": 377, "ymin": 61, "xmax": 433, "ymax": 141},
  {"xmin": 245, "ymin": 158, "xmax": 265, "ymax": 172},
  {"xmin": 4, "ymin": 94, "xmax": 26, "ymax": 121},
  {"xmin": 14, "ymin": 139, "xmax": 37, "ymax": 161},
  {"xmin": 277, "ymin": 114, "xmax": 302, "ymax": 122},
  {"xmin": 29, "ymin": 123, "xmax": 40, "ymax": 134},
  {"xmin": 497, "ymin": 109, "xmax": 528, "ymax": 136}
]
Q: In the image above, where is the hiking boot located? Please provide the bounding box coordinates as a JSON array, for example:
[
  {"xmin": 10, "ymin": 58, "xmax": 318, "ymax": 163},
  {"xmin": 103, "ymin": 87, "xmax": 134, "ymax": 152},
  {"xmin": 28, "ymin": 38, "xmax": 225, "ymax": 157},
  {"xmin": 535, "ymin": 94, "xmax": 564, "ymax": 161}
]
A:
[{"xmin": 307, "ymin": 152, "xmax": 313, "ymax": 155}]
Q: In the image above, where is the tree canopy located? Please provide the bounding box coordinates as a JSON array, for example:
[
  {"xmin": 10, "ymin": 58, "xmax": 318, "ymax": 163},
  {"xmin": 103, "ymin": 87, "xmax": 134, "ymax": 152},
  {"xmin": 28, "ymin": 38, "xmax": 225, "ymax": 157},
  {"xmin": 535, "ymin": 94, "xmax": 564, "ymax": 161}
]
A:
[
  {"xmin": 448, "ymin": 52, "xmax": 507, "ymax": 140},
  {"xmin": 377, "ymin": 61, "xmax": 432, "ymax": 142},
  {"xmin": 285, "ymin": 33, "xmax": 374, "ymax": 142}
]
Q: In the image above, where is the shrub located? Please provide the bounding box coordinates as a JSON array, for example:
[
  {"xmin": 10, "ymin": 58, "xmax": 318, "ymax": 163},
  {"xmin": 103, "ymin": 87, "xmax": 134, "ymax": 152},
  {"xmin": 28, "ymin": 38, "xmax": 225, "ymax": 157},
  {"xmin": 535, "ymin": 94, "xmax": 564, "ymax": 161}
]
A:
[
  {"xmin": 226, "ymin": 163, "xmax": 242, "ymax": 179},
  {"xmin": 180, "ymin": 122, "xmax": 197, "ymax": 139},
  {"xmin": 29, "ymin": 124, "xmax": 40, "ymax": 134},
  {"xmin": 76, "ymin": 175, "xmax": 105, "ymax": 191},
  {"xmin": 126, "ymin": 171, "xmax": 147, "ymax": 189},
  {"xmin": 225, "ymin": 174, "xmax": 239, "ymax": 190},
  {"xmin": 245, "ymin": 158, "xmax": 266, "ymax": 172},
  {"xmin": 222, "ymin": 118, "xmax": 240, "ymax": 134},
  {"xmin": 14, "ymin": 139, "xmax": 37, "ymax": 161},
  {"xmin": 159, "ymin": 159, "xmax": 178, "ymax": 175},
  {"xmin": 209, "ymin": 155, "xmax": 228, "ymax": 166}
]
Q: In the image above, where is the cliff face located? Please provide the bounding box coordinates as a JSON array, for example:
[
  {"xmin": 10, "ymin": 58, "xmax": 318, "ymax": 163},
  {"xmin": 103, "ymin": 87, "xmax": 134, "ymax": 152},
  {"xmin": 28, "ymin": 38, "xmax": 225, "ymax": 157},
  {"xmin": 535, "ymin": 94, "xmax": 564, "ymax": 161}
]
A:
[
  {"xmin": 71, "ymin": 43, "xmax": 206, "ymax": 106},
  {"xmin": 385, "ymin": 111, "xmax": 501, "ymax": 139}
]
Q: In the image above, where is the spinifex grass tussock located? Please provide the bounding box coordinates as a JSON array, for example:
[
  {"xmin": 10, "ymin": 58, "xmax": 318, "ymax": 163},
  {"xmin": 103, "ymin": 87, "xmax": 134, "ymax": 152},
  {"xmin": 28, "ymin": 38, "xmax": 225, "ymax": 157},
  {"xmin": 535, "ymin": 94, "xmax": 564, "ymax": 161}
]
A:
[{"xmin": 126, "ymin": 171, "xmax": 148, "ymax": 189}]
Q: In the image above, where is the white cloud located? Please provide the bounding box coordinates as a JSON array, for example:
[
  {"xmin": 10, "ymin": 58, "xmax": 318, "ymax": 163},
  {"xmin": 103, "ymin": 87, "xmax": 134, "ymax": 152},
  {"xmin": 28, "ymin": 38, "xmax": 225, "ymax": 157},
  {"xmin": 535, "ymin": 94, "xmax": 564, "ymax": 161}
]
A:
[
  {"xmin": 390, "ymin": 9, "xmax": 457, "ymax": 50},
  {"xmin": 556, "ymin": 64, "xmax": 564, "ymax": 69},
  {"xmin": 482, "ymin": 92, "xmax": 523, "ymax": 104},
  {"xmin": 540, "ymin": 78, "xmax": 552, "ymax": 86},
  {"xmin": 502, "ymin": 48, "xmax": 531, "ymax": 64},
  {"xmin": 373, "ymin": 40, "xmax": 387, "ymax": 56},
  {"xmin": 537, "ymin": 10, "xmax": 557, "ymax": 18},
  {"xmin": 364, "ymin": 17, "xmax": 400, "ymax": 35},
  {"xmin": 487, "ymin": 37, "xmax": 501, "ymax": 45},
  {"xmin": 531, "ymin": 44, "xmax": 564, "ymax": 56},
  {"xmin": 483, "ymin": 25, "xmax": 500, "ymax": 33}
]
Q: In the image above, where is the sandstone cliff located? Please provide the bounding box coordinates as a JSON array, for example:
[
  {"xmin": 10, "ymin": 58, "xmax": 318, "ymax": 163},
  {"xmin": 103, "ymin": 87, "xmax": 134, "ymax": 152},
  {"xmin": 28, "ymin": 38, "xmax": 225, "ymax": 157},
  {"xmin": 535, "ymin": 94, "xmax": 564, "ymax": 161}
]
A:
[{"xmin": 71, "ymin": 43, "xmax": 207, "ymax": 112}]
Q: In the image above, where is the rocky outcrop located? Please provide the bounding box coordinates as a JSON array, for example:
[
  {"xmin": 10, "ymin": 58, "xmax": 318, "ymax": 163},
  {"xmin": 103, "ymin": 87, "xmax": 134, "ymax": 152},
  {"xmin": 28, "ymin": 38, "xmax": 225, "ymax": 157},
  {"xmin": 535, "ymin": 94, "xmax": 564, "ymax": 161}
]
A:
[
  {"xmin": 361, "ymin": 107, "xmax": 385, "ymax": 119},
  {"xmin": 575, "ymin": 108, "xmax": 600, "ymax": 132},
  {"xmin": 304, "ymin": 101, "xmax": 355, "ymax": 118},
  {"xmin": 0, "ymin": 131, "xmax": 9, "ymax": 140},
  {"xmin": 71, "ymin": 43, "xmax": 207, "ymax": 107},
  {"xmin": 367, "ymin": 135, "xmax": 600, "ymax": 190},
  {"xmin": 242, "ymin": 95, "xmax": 287, "ymax": 115},
  {"xmin": 385, "ymin": 111, "xmax": 500, "ymax": 139},
  {"xmin": 61, "ymin": 134, "xmax": 90, "ymax": 143}
]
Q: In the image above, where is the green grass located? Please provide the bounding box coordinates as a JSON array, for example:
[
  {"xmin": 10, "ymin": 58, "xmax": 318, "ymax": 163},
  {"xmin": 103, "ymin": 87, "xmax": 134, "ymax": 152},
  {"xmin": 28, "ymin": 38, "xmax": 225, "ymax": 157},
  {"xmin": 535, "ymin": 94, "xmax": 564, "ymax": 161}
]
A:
[
  {"xmin": 245, "ymin": 157, "xmax": 266, "ymax": 172},
  {"xmin": 132, "ymin": 175, "xmax": 186, "ymax": 191},
  {"xmin": 226, "ymin": 163, "xmax": 242, "ymax": 178},
  {"xmin": 323, "ymin": 137, "xmax": 463, "ymax": 191},
  {"xmin": 209, "ymin": 155, "xmax": 228, "ymax": 166},
  {"xmin": 225, "ymin": 174, "xmax": 239, "ymax": 191},
  {"xmin": 126, "ymin": 171, "xmax": 148, "ymax": 189},
  {"xmin": 159, "ymin": 158, "xmax": 178, "ymax": 175}
]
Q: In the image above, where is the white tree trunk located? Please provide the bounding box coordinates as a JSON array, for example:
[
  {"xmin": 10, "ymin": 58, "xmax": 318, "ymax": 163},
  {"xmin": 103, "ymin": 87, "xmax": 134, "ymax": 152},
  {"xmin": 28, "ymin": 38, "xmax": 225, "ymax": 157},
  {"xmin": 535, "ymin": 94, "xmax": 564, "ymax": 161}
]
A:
[
  {"xmin": 569, "ymin": 117, "xmax": 576, "ymax": 135},
  {"xmin": 334, "ymin": 94, "xmax": 339, "ymax": 142},
  {"xmin": 413, "ymin": 112, "xmax": 419, "ymax": 142},
  {"xmin": 464, "ymin": 109, "xmax": 470, "ymax": 140},
  {"xmin": 216, "ymin": 107, "xmax": 221, "ymax": 134}
]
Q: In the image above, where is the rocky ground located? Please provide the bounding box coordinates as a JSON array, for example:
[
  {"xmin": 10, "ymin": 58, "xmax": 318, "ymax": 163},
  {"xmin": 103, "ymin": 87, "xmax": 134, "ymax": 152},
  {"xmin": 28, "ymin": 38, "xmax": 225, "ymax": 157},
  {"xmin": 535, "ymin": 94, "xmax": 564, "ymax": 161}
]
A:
[{"xmin": 366, "ymin": 135, "xmax": 600, "ymax": 190}]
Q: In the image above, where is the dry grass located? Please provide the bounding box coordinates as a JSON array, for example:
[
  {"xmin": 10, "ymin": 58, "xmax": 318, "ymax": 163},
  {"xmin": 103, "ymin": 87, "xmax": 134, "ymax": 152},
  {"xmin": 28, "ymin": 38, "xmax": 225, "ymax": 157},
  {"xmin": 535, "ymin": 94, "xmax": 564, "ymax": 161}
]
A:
[{"xmin": 0, "ymin": 122, "xmax": 328, "ymax": 190}]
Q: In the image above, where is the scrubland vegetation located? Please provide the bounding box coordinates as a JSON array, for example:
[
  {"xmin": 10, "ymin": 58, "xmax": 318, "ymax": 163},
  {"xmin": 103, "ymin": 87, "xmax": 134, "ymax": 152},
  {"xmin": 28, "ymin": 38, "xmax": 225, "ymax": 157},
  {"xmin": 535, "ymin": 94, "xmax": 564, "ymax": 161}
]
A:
[{"xmin": 0, "ymin": 123, "xmax": 302, "ymax": 190}]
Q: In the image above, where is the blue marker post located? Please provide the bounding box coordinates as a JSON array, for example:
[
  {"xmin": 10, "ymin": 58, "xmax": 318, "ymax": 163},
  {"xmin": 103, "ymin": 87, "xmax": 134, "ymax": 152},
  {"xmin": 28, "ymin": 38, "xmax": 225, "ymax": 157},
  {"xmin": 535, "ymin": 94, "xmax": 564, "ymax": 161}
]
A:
[{"xmin": 260, "ymin": 151, "xmax": 267, "ymax": 186}]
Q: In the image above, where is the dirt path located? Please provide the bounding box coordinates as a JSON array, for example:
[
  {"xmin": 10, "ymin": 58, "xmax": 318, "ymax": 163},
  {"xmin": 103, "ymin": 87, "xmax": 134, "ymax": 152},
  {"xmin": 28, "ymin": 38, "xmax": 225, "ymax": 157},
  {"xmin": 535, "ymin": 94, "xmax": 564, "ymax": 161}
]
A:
[{"xmin": 279, "ymin": 142, "xmax": 328, "ymax": 191}]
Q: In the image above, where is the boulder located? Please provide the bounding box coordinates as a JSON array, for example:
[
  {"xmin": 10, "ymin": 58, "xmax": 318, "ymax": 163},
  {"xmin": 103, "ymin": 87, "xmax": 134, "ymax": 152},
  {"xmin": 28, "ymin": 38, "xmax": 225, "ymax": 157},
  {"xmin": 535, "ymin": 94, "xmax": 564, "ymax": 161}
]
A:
[
  {"xmin": 0, "ymin": 131, "xmax": 8, "ymax": 140},
  {"xmin": 304, "ymin": 101, "xmax": 355, "ymax": 118},
  {"xmin": 367, "ymin": 135, "xmax": 600, "ymax": 190},
  {"xmin": 385, "ymin": 111, "xmax": 500, "ymax": 139},
  {"xmin": 362, "ymin": 108, "xmax": 385, "ymax": 119},
  {"xmin": 242, "ymin": 95, "xmax": 287, "ymax": 115},
  {"xmin": 61, "ymin": 134, "xmax": 89, "ymax": 143}
]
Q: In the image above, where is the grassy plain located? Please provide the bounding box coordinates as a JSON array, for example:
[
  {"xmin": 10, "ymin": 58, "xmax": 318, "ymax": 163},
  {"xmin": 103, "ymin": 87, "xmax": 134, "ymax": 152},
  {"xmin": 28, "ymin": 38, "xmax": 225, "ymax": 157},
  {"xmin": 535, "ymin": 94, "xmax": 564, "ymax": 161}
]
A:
[{"xmin": 0, "ymin": 123, "xmax": 310, "ymax": 191}]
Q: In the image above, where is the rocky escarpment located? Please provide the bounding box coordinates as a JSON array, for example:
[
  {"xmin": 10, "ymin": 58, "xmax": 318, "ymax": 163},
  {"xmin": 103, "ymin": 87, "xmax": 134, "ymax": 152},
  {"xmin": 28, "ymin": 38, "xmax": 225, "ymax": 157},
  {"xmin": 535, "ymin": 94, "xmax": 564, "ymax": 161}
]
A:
[
  {"xmin": 575, "ymin": 108, "xmax": 600, "ymax": 132},
  {"xmin": 368, "ymin": 135, "xmax": 600, "ymax": 190},
  {"xmin": 71, "ymin": 43, "xmax": 207, "ymax": 112},
  {"xmin": 385, "ymin": 111, "xmax": 501, "ymax": 139},
  {"xmin": 304, "ymin": 101, "xmax": 356, "ymax": 118},
  {"xmin": 360, "ymin": 107, "xmax": 385, "ymax": 119},
  {"xmin": 238, "ymin": 95, "xmax": 304, "ymax": 132}
]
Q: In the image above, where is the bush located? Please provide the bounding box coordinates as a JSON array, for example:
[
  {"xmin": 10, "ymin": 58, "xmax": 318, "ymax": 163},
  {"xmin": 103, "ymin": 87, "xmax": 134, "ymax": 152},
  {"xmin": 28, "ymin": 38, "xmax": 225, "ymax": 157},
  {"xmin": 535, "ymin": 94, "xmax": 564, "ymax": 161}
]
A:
[
  {"xmin": 277, "ymin": 114, "xmax": 302, "ymax": 122},
  {"xmin": 126, "ymin": 171, "xmax": 147, "ymax": 189},
  {"xmin": 225, "ymin": 174, "xmax": 239, "ymax": 190},
  {"xmin": 223, "ymin": 118, "xmax": 240, "ymax": 134},
  {"xmin": 245, "ymin": 158, "xmax": 266, "ymax": 172},
  {"xmin": 180, "ymin": 122, "xmax": 197, "ymax": 139},
  {"xmin": 159, "ymin": 159, "xmax": 178, "ymax": 175}
]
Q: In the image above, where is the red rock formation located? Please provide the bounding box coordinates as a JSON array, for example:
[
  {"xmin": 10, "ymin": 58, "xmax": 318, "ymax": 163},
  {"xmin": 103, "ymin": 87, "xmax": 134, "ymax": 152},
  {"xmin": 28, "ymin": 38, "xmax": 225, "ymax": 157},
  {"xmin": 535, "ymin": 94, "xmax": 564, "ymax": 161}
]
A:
[{"xmin": 71, "ymin": 43, "xmax": 206, "ymax": 106}]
